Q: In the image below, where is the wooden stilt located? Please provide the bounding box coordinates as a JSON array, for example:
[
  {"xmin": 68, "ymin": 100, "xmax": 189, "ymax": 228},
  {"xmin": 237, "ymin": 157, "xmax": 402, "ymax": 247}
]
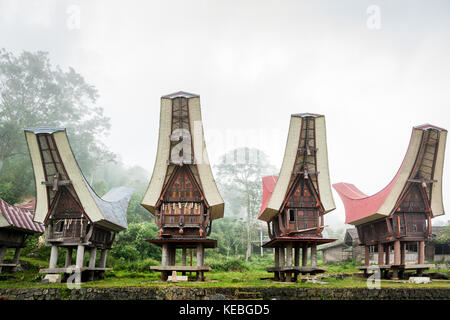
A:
[
  {"xmin": 75, "ymin": 245, "xmax": 85, "ymax": 284},
  {"xmin": 377, "ymin": 243, "xmax": 384, "ymax": 266},
  {"xmin": 385, "ymin": 244, "xmax": 390, "ymax": 265},
  {"xmin": 161, "ymin": 244, "xmax": 169, "ymax": 267},
  {"xmin": 182, "ymin": 248, "xmax": 187, "ymax": 265},
  {"xmin": 294, "ymin": 247, "xmax": 300, "ymax": 267},
  {"xmin": 286, "ymin": 243, "xmax": 293, "ymax": 267},
  {"xmin": 181, "ymin": 248, "xmax": 187, "ymax": 276},
  {"xmin": 88, "ymin": 251, "xmax": 96, "ymax": 282},
  {"xmin": 65, "ymin": 247, "xmax": 73, "ymax": 268},
  {"xmin": 0, "ymin": 246, "xmax": 7, "ymax": 273},
  {"xmin": 364, "ymin": 245, "xmax": 370, "ymax": 266},
  {"xmin": 196, "ymin": 244, "xmax": 204, "ymax": 281},
  {"xmin": 393, "ymin": 240, "xmax": 400, "ymax": 265},
  {"xmin": 75, "ymin": 245, "xmax": 85, "ymax": 268},
  {"xmin": 310, "ymin": 245, "xmax": 317, "ymax": 267},
  {"xmin": 392, "ymin": 267, "xmax": 399, "ymax": 280},
  {"xmin": 49, "ymin": 245, "xmax": 58, "ymax": 269},
  {"xmin": 89, "ymin": 247, "xmax": 97, "ymax": 268},
  {"xmin": 279, "ymin": 246, "xmax": 285, "ymax": 281},
  {"xmin": 99, "ymin": 249, "xmax": 108, "ymax": 268},
  {"xmin": 11, "ymin": 247, "xmax": 22, "ymax": 271},
  {"xmin": 418, "ymin": 241, "xmax": 425, "ymax": 264},
  {"xmin": 169, "ymin": 247, "xmax": 176, "ymax": 266},
  {"xmin": 286, "ymin": 243, "xmax": 293, "ymax": 282},
  {"xmin": 89, "ymin": 247, "xmax": 97, "ymax": 281},
  {"xmin": 302, "ymin": 244, "xmax": 308, "ymax": 267},
  {"xmin": 400, "ymin": 242, "xmax": 406, "ymax": 265},
  {"xmin": 274, "ymin": 247, "xmax": 280, "ymax": 281}
]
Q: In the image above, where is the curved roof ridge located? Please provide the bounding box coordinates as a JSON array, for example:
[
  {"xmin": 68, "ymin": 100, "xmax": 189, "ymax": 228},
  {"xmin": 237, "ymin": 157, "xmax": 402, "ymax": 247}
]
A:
[
  {"xmin": 333, "ymin": 124, "xmax": 447, "ymax": 225},
  {"xmin": 258, "ymin": 175, "xmax": 278, "ymax": 219}
]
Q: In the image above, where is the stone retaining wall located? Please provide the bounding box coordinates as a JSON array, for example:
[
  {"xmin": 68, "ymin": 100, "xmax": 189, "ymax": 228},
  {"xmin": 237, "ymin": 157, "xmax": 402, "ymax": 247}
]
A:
[{"xmin": 0, "ymin": 287, "xmax": 449, "ymax": 300}]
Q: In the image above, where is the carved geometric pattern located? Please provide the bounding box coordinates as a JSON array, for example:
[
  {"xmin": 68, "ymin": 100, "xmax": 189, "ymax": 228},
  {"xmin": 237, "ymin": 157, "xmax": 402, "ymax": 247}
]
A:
[{"xmin": 162, "ymin": 166, "xmax": 202, "ymax": 202}]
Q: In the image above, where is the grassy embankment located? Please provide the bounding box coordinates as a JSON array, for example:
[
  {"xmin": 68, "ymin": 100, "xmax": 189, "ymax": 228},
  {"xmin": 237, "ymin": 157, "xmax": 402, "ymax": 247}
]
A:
[{"xmin": 0, "ymin": 254, "xmax": 449, "ymax": 289}]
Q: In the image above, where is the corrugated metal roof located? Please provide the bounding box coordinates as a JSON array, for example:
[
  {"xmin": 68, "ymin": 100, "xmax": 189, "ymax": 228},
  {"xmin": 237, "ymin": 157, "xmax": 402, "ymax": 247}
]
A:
[
  {"xmin": 15, "ymin": 198, "xmax": 36, "ymax": 211},
  {"xmin": 24, "ymin": 127, "xmax": 65, "ymax": 134},
  {"xmin": 291, "ymin": 113, "xmax": 323, "ymax": 118},
  {"xmin": 0, "ymin": 198, "xmax": 44, "ymax": 233},
  {"xmin": 161, "ymin": 91, "xmax": 199, "ymax": 99},
  {"xmin": 333, "ymin": 124, "xmax": 446, "ymax": 225},
  {"xmin": 258, "ymin": 175, "xmax": 278, "ymax": 219},
  {"xmin": 414, "ymin": 124, "xmax": 447, "ymax": 132},
  {"xmin": 88, "ymin": 185, "xmax": 133, "ymax": 230}
]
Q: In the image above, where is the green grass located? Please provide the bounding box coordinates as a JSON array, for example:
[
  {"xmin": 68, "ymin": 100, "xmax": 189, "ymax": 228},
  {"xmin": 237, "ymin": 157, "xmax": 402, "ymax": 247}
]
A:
[
  {"xmin": 1, "ymin": 270, "xmax": 449, "ymax": 289},
  {"xmin": 0, "ymin": 256, "xmax": 448, "ymax": 289}
]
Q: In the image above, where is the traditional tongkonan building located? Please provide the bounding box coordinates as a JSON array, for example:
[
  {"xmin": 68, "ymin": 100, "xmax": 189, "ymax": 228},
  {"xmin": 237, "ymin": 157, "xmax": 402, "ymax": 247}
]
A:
[
  {"xmin": 258, "ymin": 113, "xmax": 336, "ymax": 282},
  {"xmin": 141, "ymin": 91, "xmax": 224, "ymax": 281},
  {"xmin": 0, "ymin": 198, "xmax": 44, "ymax": 273},
  {"xmin": 333, "ymin": 124, "xmax": 447, "ymax": 279},
  {"xmin": 25, "ymin": 128, "xmax": 133, "ymax": 283}
]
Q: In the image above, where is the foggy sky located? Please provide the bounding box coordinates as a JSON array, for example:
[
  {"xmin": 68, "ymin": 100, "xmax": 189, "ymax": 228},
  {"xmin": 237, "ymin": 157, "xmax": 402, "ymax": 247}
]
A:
[{"xmin": 1, "ymin": 0, "xmax": 450, "ymax": 229}]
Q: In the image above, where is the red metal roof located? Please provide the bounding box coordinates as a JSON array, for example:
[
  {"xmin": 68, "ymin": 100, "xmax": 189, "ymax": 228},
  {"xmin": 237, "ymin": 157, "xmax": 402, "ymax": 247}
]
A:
[
  {"xmin": 0, "ymin": 198, "xmax": 44, "ymax": 233},
  {"xmin": 15, "ymin": 198, "xmax": 36, "ymax": 211},
  {"xmin": 333, "ymin": 125, "xmax": 442, "ymax": 225},
  {"xmin": 258, "ymin": 175, "xmax": 278, "ymax": 219},
  {"xmin": 414, "ymin": 124, "xmax": 447, "ymax": 132}
]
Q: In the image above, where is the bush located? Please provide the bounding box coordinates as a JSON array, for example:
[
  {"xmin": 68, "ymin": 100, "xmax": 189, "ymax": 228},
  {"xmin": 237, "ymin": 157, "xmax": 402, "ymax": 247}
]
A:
[
  {"xmin": 112, "ymin": 257, "xmax": 160, "ymax": 272},
  {"xmin": 207, "ymin": 256, "xmax": 249, "ymax": 272}
]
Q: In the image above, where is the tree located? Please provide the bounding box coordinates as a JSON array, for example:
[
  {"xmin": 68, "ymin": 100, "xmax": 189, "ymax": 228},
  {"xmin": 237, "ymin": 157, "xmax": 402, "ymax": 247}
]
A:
[
  {"xmin": 111, "ymin": 222, "xmax": 161, "ymax": 261},
  {"xmin": 210, "ymin": 217, "xmax": 247, "ymax": 257},
  {"xmin": 0, "ymin": 49, "xmax": 114, "ymax": 202},
  {"xmin": 435, "ymin": 225, "xmax": 450, "ymax": 244},
  {"xmin": 215, "ymin": 147, "xmax": 276, "ymax": 261}
]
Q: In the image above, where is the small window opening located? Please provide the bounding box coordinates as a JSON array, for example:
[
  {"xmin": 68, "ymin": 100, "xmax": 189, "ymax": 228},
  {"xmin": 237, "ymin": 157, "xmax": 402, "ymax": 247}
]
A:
[
  {"xmin": 56, "ymin": 221, "xmax": 64, "ymax": 232},
  {"xmin": 289, "ymin": 209, "xmax": 295, "ymax": 221}
]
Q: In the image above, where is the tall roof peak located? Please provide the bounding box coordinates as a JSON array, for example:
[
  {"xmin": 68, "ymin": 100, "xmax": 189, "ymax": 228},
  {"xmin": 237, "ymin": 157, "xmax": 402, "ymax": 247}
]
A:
[
  {"xmin": 414, "ymin": 124, "xmax": 447, "ymax": 132},
  {"xmin": 291, "ymin": 113, "xmax": 323, "ymax": 118},
  {"xmin": 162, "ymin": 91, "xmax": 199, "ymax": 99}
]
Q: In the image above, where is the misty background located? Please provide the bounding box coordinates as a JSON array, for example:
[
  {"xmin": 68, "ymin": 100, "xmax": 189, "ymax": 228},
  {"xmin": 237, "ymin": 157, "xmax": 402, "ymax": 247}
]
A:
[{"xmin": 1, "ymin": 0, "xmax": 450, "ymax": 235}]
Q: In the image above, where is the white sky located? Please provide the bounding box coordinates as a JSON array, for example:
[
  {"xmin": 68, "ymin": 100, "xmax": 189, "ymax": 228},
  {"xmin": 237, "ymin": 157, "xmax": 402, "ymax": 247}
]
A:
[{"xmin": 1, "ymin": 0, "xmax": 449, "ymax": 229}]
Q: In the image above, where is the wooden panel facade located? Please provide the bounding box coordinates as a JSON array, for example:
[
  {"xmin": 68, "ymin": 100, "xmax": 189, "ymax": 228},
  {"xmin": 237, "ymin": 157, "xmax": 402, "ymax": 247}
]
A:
[{"xmin": 154, "ymin": 97, "xmax": 212, "ymax": 240}]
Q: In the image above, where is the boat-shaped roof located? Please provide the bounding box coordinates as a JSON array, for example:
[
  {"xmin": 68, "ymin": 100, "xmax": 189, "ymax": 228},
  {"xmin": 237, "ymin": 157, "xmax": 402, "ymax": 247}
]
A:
[
  {"xmin": 333, "ymin": 124, "xmax": 447, "ymax": 225},
  {"xmin": 25, "ymin": 128, "xmax": 133, "ymax": 231}
]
